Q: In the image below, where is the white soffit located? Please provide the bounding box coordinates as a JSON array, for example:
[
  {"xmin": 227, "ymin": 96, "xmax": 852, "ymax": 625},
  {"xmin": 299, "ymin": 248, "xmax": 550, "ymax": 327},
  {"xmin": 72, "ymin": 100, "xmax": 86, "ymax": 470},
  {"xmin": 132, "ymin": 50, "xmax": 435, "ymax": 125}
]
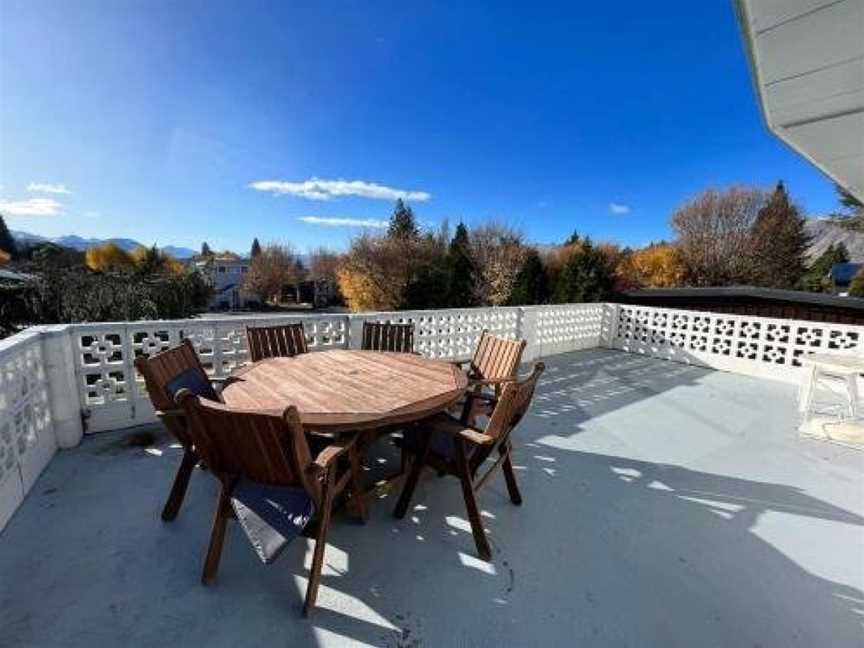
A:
[{"xmin": 736, "ymin": 0, "xmax": 864, "ymax": 201}]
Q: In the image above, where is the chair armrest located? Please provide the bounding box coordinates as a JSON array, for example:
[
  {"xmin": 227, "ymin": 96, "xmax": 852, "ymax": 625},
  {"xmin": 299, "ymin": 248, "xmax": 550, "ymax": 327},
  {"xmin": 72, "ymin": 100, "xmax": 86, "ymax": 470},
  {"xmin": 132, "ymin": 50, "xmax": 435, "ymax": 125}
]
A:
[
  {"xmin": 468, "ymin": 376, "xmax": 516, "ymax": 388},
  {"xmin": 156, "ymin": 408, "xmax": 185, "ymax": 420},
  {"xmin": 306, "ymin": 435, "xmax": 358, "ymax": 477},
  {"xmin": 459, "ymin": 429, "xmax": 495, "ymax": 446},
  {"xmin": 429, "ymin": 414, "xmax": 495, "ymax": 446}
]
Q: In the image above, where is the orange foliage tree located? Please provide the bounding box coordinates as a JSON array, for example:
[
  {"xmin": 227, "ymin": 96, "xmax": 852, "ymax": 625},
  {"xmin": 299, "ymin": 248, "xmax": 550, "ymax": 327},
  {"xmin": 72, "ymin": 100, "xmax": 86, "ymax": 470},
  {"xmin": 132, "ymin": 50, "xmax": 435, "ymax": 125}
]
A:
[
  {"xmin": 84, "ymin": 242, "xmax": 136, "ymax": 272},
  {"xmin": 618, "ymin": 242, "xmax": 685, "ymax": 288}
]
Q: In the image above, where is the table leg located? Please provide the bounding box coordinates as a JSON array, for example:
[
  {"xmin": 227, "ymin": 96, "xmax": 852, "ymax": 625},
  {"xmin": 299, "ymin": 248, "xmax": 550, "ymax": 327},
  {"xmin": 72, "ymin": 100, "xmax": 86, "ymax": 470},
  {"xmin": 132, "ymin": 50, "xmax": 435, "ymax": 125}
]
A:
[{"xmin": 845, "ymin": 373, "xmax": 860, "ymax": 419}]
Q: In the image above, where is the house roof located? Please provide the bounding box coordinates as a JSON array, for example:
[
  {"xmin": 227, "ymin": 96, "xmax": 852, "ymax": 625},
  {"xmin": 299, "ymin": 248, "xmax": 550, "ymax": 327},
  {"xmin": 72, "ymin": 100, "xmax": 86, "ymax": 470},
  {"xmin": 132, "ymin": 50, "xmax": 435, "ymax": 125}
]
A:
[
  {"xmin": 623, "ymin": 286, "xmax": 864, "ymax": 310},
  {"xmin": 735, "ymin": 0, "xmax": 864, "ymax": 202}
]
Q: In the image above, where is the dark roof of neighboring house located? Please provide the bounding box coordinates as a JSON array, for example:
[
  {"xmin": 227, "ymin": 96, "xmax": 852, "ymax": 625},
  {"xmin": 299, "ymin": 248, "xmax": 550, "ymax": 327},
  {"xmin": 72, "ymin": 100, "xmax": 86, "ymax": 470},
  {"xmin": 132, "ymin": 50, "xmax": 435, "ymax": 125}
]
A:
[
  {"xmin": 622, "ymin": 286, "xmax": 864, "ymax": 311},
  {"xmin": 0, "ymin": 268, "xmax": 34, "ymax": 283},
  {"xmin": 830, "ymin": 263, "xmax": 862, "ymax": 284}
]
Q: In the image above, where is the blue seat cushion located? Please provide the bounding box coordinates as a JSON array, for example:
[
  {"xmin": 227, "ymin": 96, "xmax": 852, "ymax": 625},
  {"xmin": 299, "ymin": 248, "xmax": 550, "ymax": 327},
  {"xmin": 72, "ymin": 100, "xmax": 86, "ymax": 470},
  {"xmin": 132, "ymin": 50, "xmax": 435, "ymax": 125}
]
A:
[
  {"xmin": 164, "ymin": 367, "xmax": 219, "ymax": 403},
  {"xmin": 401, "ymin": 414, "xmax": 477, "ymax": 462},
  {"xmin": 230, "ymin": 479, "xmax": 315, "ymax": 564}
]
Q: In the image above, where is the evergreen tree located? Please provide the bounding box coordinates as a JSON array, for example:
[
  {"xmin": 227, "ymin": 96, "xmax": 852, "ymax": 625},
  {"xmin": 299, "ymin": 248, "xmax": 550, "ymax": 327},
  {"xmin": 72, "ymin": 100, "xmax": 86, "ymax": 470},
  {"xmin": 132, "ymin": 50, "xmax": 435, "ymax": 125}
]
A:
[
  {"xmin": 201, "ymin": 242, "xmax": 212, "ymax": 257},
  {"xmin": 251, "ymin": 238, "xmax": 262, "ymax": 257},
  {"xmin": 509, "ymin": 248, "xmax": 548, "ymax": 305},
  {"xmin": 800, "ymin": 243, "xmax": 850, "ymax": 292},
  {"xmin": 447, "ymin": 222, "xmax": 475, "ymax": 307},
  {"xmin": 564, "ymin": 230, "xmax": 581, "ymax": 246},
  {"xmin": 388, "ymin": 199, "xmax": 419, "ymax": 239},
  {"xmin": 849, "ymin": 269, "xmax": 864, "ymax": 298},
  {"xmin": 0, "ymin": 214, "xmax": 17, "ymax": 259},
  {"xmin": 552, "ymin": 238, "xmax": 613, "ymax": 303},
  {"xmin": 836, "ymin": 183, "xmax": 864, "ymax": 213},
  {"xmin": 403, "ymin": 262, "xmax": 450, "ymax": 309},
  {"xmin": 746, "ymin": 181, "xmax": 808, "ymax": 288}
]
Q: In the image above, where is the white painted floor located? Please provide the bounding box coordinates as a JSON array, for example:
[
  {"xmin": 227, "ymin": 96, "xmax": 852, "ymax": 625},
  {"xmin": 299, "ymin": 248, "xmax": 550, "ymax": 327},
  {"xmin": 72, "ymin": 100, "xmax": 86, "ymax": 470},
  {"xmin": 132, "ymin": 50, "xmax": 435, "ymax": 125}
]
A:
[{"xmin": 1, "ymin": 350, "xmax": 862, "ymax": 647}]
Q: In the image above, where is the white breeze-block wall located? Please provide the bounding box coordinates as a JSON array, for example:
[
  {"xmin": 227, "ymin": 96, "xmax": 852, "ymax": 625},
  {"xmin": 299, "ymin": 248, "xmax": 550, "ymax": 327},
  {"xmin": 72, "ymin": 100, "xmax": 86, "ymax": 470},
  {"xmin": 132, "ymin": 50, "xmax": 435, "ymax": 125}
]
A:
[{"xmin": 2, "ymin": 302, "xmax": 864, "ymax": 533}]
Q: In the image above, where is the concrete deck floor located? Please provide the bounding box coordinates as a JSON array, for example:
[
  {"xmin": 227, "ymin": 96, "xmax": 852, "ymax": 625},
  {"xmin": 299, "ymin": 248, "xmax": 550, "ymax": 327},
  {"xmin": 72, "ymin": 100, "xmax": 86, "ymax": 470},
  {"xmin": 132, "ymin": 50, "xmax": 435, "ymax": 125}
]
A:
[{"xmin": 1, "ymin": 349, "xmax": 862, "ymax": 647}]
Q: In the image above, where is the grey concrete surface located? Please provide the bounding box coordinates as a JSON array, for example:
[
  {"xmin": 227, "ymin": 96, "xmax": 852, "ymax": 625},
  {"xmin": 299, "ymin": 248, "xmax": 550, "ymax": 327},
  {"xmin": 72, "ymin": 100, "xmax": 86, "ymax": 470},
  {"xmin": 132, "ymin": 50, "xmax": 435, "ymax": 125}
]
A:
[{"xmin": 0, "ymin": 349, "xmax": 862, "ymax": 647}]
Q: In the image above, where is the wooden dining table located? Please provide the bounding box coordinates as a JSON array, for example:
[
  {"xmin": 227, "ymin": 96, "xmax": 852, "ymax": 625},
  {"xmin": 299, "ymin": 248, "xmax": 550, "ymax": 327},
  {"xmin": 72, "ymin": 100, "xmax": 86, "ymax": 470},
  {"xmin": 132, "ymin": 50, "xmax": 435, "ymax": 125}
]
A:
[{"xmin": 221, "ymin": 349, "xmax": 469, "ymax": 435}]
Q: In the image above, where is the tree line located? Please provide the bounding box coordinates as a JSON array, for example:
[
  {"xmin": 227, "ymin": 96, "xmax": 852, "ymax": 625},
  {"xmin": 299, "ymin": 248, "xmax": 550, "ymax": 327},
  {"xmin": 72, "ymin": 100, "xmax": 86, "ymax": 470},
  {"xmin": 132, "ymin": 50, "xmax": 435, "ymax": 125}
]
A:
[
  {"xmin": 0, "ymin": 224, "xmax": 210, "ymax": 337},
  {"xmin": 328, "ymin": 183, "xmax": 863, "ymax": 312}
]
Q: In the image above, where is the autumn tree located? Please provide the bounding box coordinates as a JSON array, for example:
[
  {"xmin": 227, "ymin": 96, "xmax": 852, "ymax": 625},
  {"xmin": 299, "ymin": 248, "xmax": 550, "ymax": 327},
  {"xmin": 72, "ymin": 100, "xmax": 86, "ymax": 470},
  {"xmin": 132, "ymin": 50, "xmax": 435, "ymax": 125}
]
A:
[
  {"xmin": 620, "ymin": 242, "xmax": 685, "ymax": 288},
  {"xmin": 0, "ymin": 215, "xmax": 17, "ymax": 259},
  {"xmin": 388, "ymin": 199, "xmax": 419, "ymax": 239},
  {"xmin": 447, "ymin": 222, "xmax": 475, "ymax": 307},
  {"xmin": 337, "ymin": 234, "xmax": 413, "ymax": 311},
  {"xmin": 130, "ymin": 245, "xmax": 184, "ymax": 275},
  {"xmin": 85, "ymin": 242, "xmax": 137, "ymax": 272},
  {"xmin": 469, "ymin": 223, "xmax": 528, "ymax": 306},
  {"xmin": 241, "ymin": 243, "xmax": 300, "ymax": 305},
  {"xmin": 553, "ymin": 237, "xmax": 613, "ymax": 303},
  {"xmin": 671, "ymin": 186, "xmax": 768, "ymax": 286},
  {"xmin": 800, "ymin": 243, "xmax": 849, "ymax": 292},
  {"xmin": 309, "ymin": 247, "xmax": 341, "ymax": 283},
  {"xmin": 744, "ymin": 182, "xmax": 808, "ymax": 288}
]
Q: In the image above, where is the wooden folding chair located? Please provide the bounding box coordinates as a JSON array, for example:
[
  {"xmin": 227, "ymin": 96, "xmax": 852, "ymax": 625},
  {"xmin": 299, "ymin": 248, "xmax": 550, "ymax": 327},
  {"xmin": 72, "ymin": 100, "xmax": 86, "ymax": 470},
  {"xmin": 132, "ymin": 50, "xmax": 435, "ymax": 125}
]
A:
[
  {"xmin": 175, "ymin": 391, "xmax": 367, "ymax": 616},
  {"xmin": 394, "ymin": 362, "xmax": 545, "ymax": 560},
  {"xmin": 246, "ymin": 322, "xmax": 308, "ymax": 361},
  {"xmin": 454, "ymin": 330, "xmax": 527, "ymax": 423},
  {"xmin": 361, "ymin": 321, "xmax": 415, "ymax": 353},
  {"xmin": 135, "ymin": 338, "xmax": 230, "ymax": 521}
]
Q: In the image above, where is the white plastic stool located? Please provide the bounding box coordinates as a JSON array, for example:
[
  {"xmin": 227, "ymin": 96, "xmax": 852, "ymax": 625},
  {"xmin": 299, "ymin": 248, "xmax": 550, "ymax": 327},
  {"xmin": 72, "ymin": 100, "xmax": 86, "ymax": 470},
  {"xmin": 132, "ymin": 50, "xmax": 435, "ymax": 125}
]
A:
[{"xmin": 799, "ymin": 353, "xmax": 864, "ymax": 420}]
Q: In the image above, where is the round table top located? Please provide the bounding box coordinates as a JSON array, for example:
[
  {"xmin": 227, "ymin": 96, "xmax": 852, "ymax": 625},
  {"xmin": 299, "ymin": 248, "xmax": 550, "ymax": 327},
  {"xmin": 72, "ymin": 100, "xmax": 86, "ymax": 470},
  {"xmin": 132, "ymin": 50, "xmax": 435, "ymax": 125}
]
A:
[{"xmin": 221, "ymin": 349, "xmax": 468, "ymax": 433}]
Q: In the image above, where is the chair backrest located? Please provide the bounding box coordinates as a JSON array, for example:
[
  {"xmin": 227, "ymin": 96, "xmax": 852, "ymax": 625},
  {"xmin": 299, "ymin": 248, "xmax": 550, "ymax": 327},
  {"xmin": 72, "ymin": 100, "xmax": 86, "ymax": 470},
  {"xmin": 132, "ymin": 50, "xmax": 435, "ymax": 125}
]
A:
[
  {"xmin": 483, "ymin": 362, "xmax": 545, "ymax": 445},
  {"xmin": 470, "ymin": 330, "xmax": 527, "ymax": 381},
  {"xmin": 175, "ymin": 392, "xmax": 321, "ymax": 503},
  {"xmin": 134, "ymin": 339, "xmax": 216, "ymax": 447},
  {"xmin": 247, "ymin": 323, "xmax": 308, "ymax": 362},
  {"xmin": 361, "ymin": 321, "xmax": 415, "ymax": 353}
]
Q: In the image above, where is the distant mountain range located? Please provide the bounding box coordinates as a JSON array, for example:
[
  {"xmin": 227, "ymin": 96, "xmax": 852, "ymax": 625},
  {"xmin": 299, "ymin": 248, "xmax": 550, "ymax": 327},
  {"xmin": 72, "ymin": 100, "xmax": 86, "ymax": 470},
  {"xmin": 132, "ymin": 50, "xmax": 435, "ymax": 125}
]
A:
[
  {"xmin": 805, "ymin": 217, "xmax": 864, "ymax": 263},
  {"xmin": 11, "ymin": 230, "xmax": 197, "ymax": 259}
]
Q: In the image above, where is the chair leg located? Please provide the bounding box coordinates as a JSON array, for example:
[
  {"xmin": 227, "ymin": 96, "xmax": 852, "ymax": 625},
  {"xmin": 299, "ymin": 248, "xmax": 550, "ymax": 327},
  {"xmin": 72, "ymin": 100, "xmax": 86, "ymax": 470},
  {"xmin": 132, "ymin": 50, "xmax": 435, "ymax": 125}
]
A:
[
  {"xmin": 304, "ymin": 473, "xmax": 334, "ymax": 616},
  {"xmin": 161, "ymin": 449, "xmax": 197, "ymax": 522},
  {"xmin": 348, "ymin": 444, "xmax": 368, "ymax": 523},
  {"xmin": 202, "ymin": 484, "xmax": 231, "ymax": 585},
  {"xmin": 500, "ymin": 445, "xmax": 522, "ymax": 506},
  {"xmin": 456, "ymin": 440, "xmax": 492, "ymax": 561},
  {"xmin": 393, "ymin": 436, "xmax": 431, "ymax": 519}
]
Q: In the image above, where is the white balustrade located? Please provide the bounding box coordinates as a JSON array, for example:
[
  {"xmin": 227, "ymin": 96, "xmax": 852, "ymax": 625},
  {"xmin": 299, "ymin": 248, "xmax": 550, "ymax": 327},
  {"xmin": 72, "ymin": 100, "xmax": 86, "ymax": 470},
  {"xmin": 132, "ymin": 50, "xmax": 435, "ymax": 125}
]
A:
[
  {"xmin": 0, "ymin": 328, "xmax": 56, "ymax": 531},
  {"xmin": 608, "ymin": 304, "xmax": 864, "ymax": 382},
  {"xmin": 2, "ymin": 301, "xmax": 864, "ymax": 532}
]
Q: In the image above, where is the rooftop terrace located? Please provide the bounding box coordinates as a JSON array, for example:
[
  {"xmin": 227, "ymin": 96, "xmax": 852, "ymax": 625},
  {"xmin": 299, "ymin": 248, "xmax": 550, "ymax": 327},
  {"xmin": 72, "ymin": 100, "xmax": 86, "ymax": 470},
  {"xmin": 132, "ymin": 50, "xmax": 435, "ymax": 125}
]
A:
[{"xmin": 1, "ymin": 348, "xmax": 861, "ymax": 647}]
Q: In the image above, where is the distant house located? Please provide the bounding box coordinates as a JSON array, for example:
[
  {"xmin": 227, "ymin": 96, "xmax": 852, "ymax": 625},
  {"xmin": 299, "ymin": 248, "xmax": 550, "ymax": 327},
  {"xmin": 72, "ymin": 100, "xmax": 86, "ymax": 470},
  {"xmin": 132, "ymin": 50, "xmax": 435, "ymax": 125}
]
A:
[
  {"xmin": 829, "ymin": 263, "xmax": 862, "ymax": 294},
  {"xmin": 193, "ymin": 256, "xmax": 257, "ymax": 310}
]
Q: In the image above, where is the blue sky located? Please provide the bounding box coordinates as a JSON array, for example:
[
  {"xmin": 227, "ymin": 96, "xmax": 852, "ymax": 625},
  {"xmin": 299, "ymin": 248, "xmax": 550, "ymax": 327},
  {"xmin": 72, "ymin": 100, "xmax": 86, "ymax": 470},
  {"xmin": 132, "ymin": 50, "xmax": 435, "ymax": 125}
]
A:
[{"xmin": 0, "ymin": 1, "xmax": 841, "ymax": 254}]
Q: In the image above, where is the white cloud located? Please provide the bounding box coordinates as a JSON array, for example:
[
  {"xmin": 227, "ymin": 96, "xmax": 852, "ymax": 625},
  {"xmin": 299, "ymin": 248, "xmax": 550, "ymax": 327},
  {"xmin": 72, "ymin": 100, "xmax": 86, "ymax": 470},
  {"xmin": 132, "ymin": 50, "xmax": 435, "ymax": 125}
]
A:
[
  {"xmin": 250, "ymin": 177, "xmax": 431, "ymax": 202},
  {"xmin": 0, "ymin": 197, "xmax": 64, "ymax": 216},
  {"xmin": 297, "ymin": 216, "xmax": 389, "ymax": 228},
  {"xmin": 27, "ymin": 182, "xmax": 71, "ymax": 195},
  {"xmin": 609, "ymin": 202, "xmax": 630, "ymax": 215}
]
